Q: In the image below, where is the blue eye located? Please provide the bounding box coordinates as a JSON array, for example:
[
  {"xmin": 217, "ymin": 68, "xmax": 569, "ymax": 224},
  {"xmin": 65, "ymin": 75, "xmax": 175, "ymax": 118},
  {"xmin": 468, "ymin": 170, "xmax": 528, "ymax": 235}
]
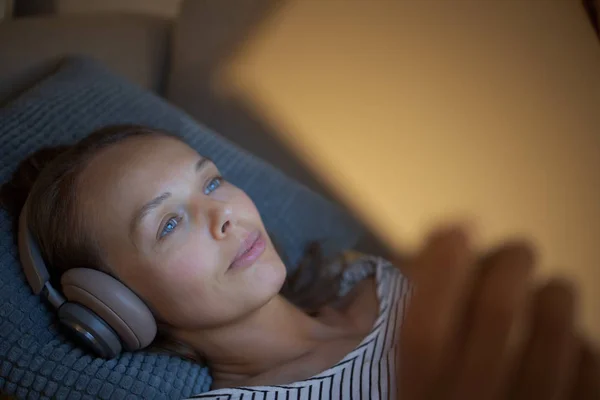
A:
[
  {"xmin": 159, "ymin": 216, "xmax": 180, "ymax": 239},
  {"xmin": 204, "ymin": 176, "xmax": 223, "ymax": 195}
]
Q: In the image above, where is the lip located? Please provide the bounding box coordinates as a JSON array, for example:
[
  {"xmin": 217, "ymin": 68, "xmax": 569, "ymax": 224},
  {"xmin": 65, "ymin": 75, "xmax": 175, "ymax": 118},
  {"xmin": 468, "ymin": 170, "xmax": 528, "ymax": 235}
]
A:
[{"xmin": 228, "ymin": 230, "xmax": 266, "ymax": 271}]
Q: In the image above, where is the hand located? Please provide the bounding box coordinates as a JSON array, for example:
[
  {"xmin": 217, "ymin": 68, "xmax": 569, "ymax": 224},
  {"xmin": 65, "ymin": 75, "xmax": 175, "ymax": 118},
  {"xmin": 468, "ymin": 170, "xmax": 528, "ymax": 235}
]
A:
[{"xmin": 397, "ymin": 226, "xmax": 599, "ymax": 399}]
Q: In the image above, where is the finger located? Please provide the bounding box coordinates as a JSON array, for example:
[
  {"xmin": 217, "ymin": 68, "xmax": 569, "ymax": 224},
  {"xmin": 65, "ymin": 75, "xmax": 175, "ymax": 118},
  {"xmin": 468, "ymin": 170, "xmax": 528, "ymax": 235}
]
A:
[
  {"xmin": 512, "ymin": 279, "xmax": 578, "ymax": 400},
  {"xmin": 399, "ymin": 226, "xmax": 474, "ymax": 399},
  {"xmin": 450, "ymin": 242, "xmax": 535, "ymax": 400},
  {"xmin": 570, "ymin": 340, "xmax": 600, "ymax": 399}
]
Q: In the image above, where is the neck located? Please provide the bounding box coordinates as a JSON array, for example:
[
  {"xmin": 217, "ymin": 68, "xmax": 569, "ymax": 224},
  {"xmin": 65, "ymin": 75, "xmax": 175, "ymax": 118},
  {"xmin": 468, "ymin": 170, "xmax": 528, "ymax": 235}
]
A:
[{"xmin": 171, "ymin": 295, "xmax": 343, "ymax": 385}]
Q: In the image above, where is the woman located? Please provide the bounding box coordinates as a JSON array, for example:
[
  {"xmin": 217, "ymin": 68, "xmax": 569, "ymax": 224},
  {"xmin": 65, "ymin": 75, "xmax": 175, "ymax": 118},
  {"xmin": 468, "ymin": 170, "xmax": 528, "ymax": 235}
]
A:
[{"xmin": 1, "ymin": 125, "xmax": 597, "ymax": 399}]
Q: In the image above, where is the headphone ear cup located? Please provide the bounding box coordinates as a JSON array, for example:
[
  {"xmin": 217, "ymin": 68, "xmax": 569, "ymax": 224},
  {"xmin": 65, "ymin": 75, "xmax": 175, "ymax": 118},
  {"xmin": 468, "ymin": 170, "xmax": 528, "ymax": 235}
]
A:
[
  {"xmin": 58, "ymin": 302, "xmax": 122, "ymax": 359},
  {"xmin": 61, "ymin": 268, "xmax": 157, "ymax": 351}
]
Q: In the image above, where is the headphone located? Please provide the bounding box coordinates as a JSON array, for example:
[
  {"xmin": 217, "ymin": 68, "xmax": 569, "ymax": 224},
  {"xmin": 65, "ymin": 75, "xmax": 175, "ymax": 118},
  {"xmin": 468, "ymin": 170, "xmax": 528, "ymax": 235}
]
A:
[{"xmin": 18, "ymin": 197, "xmax": 157, "ymax": 359}]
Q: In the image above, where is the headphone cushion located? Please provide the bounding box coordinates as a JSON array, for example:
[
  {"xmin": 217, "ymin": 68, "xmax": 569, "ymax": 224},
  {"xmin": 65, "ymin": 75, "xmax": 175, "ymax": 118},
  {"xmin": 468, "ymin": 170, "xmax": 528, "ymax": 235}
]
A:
[
  {"xmin": 61, "ymin": 268, "xmax": 157, "ymax": 350},
  {"xmin": 58, "ymin": 302, "xmax": 122, "ymax": 358}
]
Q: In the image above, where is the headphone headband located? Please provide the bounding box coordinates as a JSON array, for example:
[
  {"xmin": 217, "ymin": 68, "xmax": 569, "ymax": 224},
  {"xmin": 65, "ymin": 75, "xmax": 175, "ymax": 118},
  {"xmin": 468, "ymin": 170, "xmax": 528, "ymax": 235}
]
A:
[{"xmin": 18, "ymin": 199, "xmax": 50, "ymax": 294}]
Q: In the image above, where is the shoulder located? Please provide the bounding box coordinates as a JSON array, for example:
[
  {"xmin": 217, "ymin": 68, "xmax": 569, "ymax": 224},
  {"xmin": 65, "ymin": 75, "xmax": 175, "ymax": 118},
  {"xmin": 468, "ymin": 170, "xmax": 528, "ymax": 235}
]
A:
[
  {"xmin": 335, "ymin": 251, "xmax": 409, "ymax": 316},
  {"xmin": 340, "ymin": 250, "xmax": 404, "ymax": 281},
  {"xmin": 341, "ymin": 251, "xmax": 410, "ymax": 305}
]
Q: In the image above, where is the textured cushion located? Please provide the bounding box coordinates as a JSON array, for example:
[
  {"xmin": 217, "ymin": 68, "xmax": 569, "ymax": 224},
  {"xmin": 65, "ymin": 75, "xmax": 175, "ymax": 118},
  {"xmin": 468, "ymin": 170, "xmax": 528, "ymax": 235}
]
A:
[{"xmin": 0, "ymin": 57, "xmax": 363, "ymax": 399}]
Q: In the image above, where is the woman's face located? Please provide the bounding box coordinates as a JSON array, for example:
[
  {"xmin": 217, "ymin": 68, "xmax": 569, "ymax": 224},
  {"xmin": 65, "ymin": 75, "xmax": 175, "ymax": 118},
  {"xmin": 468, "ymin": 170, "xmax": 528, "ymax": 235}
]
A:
[{"xmin": 77, "ymin": 135, "xmax": 287, "ymax": 329}]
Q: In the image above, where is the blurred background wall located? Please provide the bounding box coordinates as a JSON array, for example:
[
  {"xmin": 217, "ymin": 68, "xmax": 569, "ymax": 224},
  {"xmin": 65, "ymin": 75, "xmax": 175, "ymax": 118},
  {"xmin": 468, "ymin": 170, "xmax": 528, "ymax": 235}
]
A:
[{"xmin": 9, "ymin": 0, "xmax": 182, "ymax": 18}]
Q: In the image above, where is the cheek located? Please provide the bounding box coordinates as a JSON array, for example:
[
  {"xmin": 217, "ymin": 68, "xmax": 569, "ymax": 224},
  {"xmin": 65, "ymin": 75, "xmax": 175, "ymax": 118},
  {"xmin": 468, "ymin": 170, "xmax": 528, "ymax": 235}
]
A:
[
  {"xmin": 167, "ymin": 239, "xmax": 221, "ymax": 281},
  {"xmin": 233, "ymin": 191, "xmax": 263, "ymax": 225},
  {"xmin": 144, "ymin": 237, "xmax": 287, "ymax": 329},
  {"xmin": 131, "ymin": 237, "xmax": 224, "ymax": 326}
]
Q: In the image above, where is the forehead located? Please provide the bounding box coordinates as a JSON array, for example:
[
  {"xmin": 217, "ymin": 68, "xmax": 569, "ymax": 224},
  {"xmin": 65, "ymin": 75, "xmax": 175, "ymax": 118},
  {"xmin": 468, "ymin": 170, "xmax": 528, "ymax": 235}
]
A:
[
  {"xmin": 87, "ymin": 135, "xmax": 196, "ymax": 171},
  {"xmin": 81, "ymin": 135, "xmax": 198, "ymax": 187},
  {"xmin": 77, "ymin": 135, "xmax": 199, "ymax": 226}
]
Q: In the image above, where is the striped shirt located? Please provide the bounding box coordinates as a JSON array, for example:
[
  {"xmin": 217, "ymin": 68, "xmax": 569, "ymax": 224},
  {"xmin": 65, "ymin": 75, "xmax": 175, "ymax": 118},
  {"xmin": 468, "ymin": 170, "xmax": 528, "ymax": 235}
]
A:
[{"xmin": 188, "ymin": 256, "xmax": 410, "ymax": 400}]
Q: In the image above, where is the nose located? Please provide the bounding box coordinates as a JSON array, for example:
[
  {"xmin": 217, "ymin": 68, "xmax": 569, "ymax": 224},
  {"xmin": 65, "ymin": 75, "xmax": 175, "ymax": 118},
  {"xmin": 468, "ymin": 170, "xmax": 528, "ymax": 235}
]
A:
[{"xmin": 209, "ymin": 202, "xmax": 233, "ymax": 240}]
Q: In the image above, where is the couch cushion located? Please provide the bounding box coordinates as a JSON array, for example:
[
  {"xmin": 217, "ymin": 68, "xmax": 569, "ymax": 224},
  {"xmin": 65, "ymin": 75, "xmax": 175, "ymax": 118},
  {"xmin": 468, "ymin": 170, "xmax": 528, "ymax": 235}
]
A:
[
  {"xmin": 0, "ymin": 13, "xmax": 171, "ymax": 105},
  {"xmin": 0, "ymin": 56, "xmax": 363, "ymax": 399}
]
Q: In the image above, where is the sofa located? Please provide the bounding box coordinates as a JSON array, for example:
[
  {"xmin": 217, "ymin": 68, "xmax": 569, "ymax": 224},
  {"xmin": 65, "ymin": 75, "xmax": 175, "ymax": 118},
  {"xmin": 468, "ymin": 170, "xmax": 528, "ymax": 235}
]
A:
[{"xmin": 0, "ymin": 2, "xmax": 386, "ymax": 399}]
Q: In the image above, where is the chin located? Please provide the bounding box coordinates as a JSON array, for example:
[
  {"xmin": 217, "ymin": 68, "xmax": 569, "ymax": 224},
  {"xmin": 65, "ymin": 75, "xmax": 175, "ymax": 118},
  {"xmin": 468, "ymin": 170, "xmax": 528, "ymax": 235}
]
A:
[{"xmin": 254, "ymin": 253, "xmax": 288, "ymax": 297}]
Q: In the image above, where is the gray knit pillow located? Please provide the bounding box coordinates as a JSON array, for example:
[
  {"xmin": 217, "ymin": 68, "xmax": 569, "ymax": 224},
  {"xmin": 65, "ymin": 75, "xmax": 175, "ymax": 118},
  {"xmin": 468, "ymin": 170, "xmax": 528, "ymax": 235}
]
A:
[{"xmin": 0, "ymin": 57, "xmax": 363, "ymax": 399}]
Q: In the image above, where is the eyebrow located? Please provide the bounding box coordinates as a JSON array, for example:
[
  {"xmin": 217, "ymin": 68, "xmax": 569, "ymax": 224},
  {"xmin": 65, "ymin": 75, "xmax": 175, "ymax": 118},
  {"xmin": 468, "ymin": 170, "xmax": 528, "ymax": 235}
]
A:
[
  {"xmin": 129, "ymin": 157, "xmax": 212, "ymax": 240},
  {"xmin": 129, "ymin": 191, "xmax": 172, "ymax": 240},
  {"xmin": 195, "ymin": 157, "xmax": 211, "ymax": 172}
]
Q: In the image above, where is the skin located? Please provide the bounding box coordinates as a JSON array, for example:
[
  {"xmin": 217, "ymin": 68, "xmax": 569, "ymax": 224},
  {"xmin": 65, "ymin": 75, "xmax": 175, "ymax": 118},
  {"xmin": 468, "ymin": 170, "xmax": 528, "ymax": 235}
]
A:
[
  {"xmin": 73, "ymin": 134, "xmax": 598, "ymax": 395},
  {"xmin": 76, "ymin": 135, "xmax": 376, "ymax": 388}
]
